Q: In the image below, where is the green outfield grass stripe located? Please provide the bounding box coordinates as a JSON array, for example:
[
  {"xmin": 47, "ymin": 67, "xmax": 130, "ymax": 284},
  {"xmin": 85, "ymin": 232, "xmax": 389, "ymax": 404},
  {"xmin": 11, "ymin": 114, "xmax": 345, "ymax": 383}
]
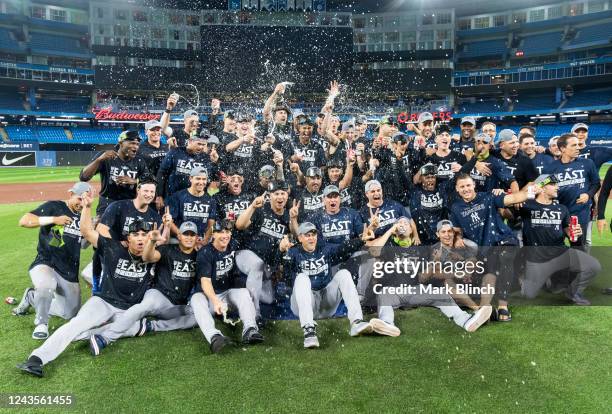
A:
[{"xmin": 0, "ymin": 167, "xmax": 99, "ymax": 184}]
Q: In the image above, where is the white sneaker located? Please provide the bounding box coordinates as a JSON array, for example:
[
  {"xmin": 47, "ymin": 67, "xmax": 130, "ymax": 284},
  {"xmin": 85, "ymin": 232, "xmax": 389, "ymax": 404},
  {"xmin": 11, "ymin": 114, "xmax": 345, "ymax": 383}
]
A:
[
  {"xmin": 32, "ymin": 324, "xmax": 48, "ymax": 340},
  {"xmin": 370, "ymin": 318, "xmax": 401, "ymax": 337},
  {"xmin": 12, "ymin": 287, "xmax": 34, "ymax": 316},
  {"xmin": 303, "ymin": 325, "xmax": 319, "ymax": 349},
  {"xmin": 463, "ymin": 306, "xmax": 493, "ymax": 332},
  {"xmin": 349, "ymin": 320, "xmax": 373, "ymax": 337}
]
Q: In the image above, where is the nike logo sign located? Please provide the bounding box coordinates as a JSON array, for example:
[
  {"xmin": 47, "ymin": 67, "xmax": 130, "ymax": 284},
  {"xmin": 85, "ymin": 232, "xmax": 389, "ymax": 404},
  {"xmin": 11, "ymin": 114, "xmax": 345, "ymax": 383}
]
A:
[{"xmin": 2, "ymin": 153, "xmax": 32, "ymax": 166}]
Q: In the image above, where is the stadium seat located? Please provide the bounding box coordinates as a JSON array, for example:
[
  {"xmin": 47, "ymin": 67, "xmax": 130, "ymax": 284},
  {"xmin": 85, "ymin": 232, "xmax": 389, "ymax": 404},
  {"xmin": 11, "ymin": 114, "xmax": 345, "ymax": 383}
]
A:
[
  {"xmin": 29, "ymin": 32, "xmax": 91, "ymax": 58},
  {"xmin": 459, "ymin": 39, "xmax": 506, "ymax": 59},
  {"xmin": 521, "ymin": 31, "xmax": 562, "ymax": 55}
]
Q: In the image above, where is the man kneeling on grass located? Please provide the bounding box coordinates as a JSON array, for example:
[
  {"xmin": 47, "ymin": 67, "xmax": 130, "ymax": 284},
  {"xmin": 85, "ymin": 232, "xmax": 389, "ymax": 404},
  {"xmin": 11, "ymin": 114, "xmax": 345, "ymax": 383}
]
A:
[
  {"xmin": 280, "ymin": 222, "xmax": 376, "ymax": 349},
  {"xmin": 366, "ymin": 219, "xmax": 492, "ymax": 337}
]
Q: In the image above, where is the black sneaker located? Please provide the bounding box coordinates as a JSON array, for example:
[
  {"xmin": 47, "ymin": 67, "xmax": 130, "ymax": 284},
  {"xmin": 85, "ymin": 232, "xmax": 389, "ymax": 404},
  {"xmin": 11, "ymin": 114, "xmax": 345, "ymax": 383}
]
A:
[
  {"xmin": 242, "ymin": 327, "xmax": 264, "ymax": 345},
  {"xmin": 303, "ymin": 325, "xmax": 319, "ymax": 349},
  {"xmin": 136, "ymin": 318, "xmax": 153, "ymax": 337},
  {"xmin": 256, "ymin": 316, "xmax": 266, "ymax": 330},
  {"xmin": 209, "ymin": 334, "xmax": 233, "ymax": 354},
  {"xmin": 16, "ymin": 359, "xmax": 43, "ymax": 378}
]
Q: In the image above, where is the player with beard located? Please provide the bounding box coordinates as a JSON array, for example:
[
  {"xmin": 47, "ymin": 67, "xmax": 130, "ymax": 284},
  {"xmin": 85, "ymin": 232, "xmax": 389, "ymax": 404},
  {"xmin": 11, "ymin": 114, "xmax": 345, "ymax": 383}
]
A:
[
  {"xmin": 216, "ymin": 166, "xmax": 255, "ymax": 222},
  {"xmin": 223, "ymin": 112, "xmax": 261, "ymax": 184},
  {"xmin": 451, "ymin": 174, "xmax": 537, "ymax": 322},
  {"xmin": 325, "ymin": 120, "xmax": 357, "ymax": 163},
  {"xmin": 544, "ymin": 133, "xmax": 600, "ymax": 248},
  {"xmin": 422, "ymin": 124, "xmax": 466, "ymax": 184},
  {"xmin": 452, "ymin": 116, "xmax": 477, "ymax": 156},
  {"xmin": 137, "ymin": 121, "xmax": 174, "ymax": 196},
  {"xmin": 289, "ymin": 117, "xmax": 326, "ymax": 172},
  {"xmin": 463, "ymin": 133, "xmax": 518, "ymax": 193},
  {"xmin": 262, "ymin": 83, "xmax": 290, "ymax": 126},
  {"xmin": 16, "ymin": 193, "xmax": 155, "ymax": 378},
  {"xmin": 519, "ymin": 174, "xmax": 601, "ymax": 305},
  {"xmin": 166, "ymin": 167, "xmax": 217, "ymax": 248},
  {"xmin": 312, "ymin": 185, "xmax": 364, "ymax": 246},
  {"xmin": 322, "ymin": 158, "xmax": 356, "ymax": 209},
  {"xmin": 407, "ymin": 112, "xmax": 434, "ymax": 146},
  {"xmin": 160, "ymin": 92, "xmax": 200, "ymax": 148},
  {"xmin": 156, "ymin": 132, "xmax": 218, "ymax": 201},
  {"xmin": 354, "ymin": 115, "xmax": 369, "ymax": 144},
  {"xmin": 409, "ymin": 164, "xmax": 451, "ymax": 245},
  {"xmin": 373, "ymin": 132, "xmax": 419, "ymax": 203},
  {"xmin": 80, "ymin": 130, "xmax": 149, "ymax": 217},
  {"xmin": 235, "ymin": 180, "xmax": 298, "ymax": 322},
  {"xmin": 13, "ymin": 182, "xmax": 92, "ymax": 340},
  {"xmin": 519, "ymin": 132, "xmax": 554, "ymax": 175},
  {"xmin": 294, "ymin": 167, "xmax": 325, "ymax": 221}
]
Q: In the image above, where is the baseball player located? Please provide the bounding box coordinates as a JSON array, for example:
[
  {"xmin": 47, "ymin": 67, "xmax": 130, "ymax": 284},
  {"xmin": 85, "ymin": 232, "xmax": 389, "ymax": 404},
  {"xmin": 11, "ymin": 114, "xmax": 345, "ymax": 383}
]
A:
[
  {"xmin": 16, "ymin": 192, "xmax": 155, "ymax": 378},
  {"xmin": 88, "ymin": 219, "xmax": 199, "ymax": 356},
  {"xmin": 12, "ymin": 182, "xmax": 92, "ymax": 340},
  {"xmin": 280, "ymin": 222, "xmax": 374, "ymax": 348},
  {"xmin": 166, "ymin": 166, "xmax": 217, "ymax": 247}
]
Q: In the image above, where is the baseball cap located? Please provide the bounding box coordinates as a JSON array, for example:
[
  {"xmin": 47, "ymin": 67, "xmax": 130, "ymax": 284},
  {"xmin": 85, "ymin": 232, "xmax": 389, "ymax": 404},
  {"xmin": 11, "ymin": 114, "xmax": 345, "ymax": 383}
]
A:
[
  {"xmin": 355, "ymin": 115, "xmax": 368, "ymax": 125},
  {"xmin": 274, "ymin": 103, "xmax": 291, "ymax": 114},
  {"xmin": 145, "ymin": 120, "xmax": 162, "ymax": 130},
  {"xmin": 417, "ymin": 112, "xmax": 434, "ymax": 123},
  {"xmin": 292, "ymin": 109, "xmax": 304, "ymax": 118},
  {"xmin": 549, "ymin": 135, "xmax": 560, "ymax": 146},
  {"xmin": 571, "ymin": 123, "xmax": 588, "ymax": 133},
  {"xmin": 213, "ymin": 219, "xmax": 234, "ymax": 232},
  {"xmin": 298, "ymin": 222, "xmax": 317, "ymax": 235},
  {"xmin": 419, "ymin": 163, "xmax": 438, "ymax": 176},
  {"xmin": 535, "ymin": 174, "xmax": 559, "ymax": 187},
  {"xmin": 267, "ymin": 180, "xmax": 289, "ymax": 192},
  {"xmin": 435, "ymin": 124, "xmax": 452, "ymax": 135},
  {"xmin": 68, "ymin": 182, "xmax": 91, "ymax": 196},
  {"xmin": 461, "ymin": 116, "xmax": 476, "ymax": 126},
  {"xmin": 118, "ymin": 130, "xmax": 141, "ymax": 142},
  {"xmin": 226, "ymin": 166, "xmax": 244, "ymax": 176},
  {"xmin": 183, "ymin": 109, "xmax": 198, "ymax": 119},
  {"xmin": 259, "ymin": 165, "xmax": 275, "ymax": 178},
  {"xmin": 138, "ymin": 173, "xmax": 157, "ymax": 186},
  {"xmin": 326, "ymin": 158, "xmax": 343, "ymax": 169},
  {"xmin": 341, "ymin": 121, "xmax": 355, "ymax": 132},
  {"xmin": 190, "ymin": 167, "xmax": 208, "ymax": 177},
  {"xmin": 378, "ymin": 115, "xmax": 398, "ymax": 126},
  {"xmin": 128, "ymin": 219, "xmax": 151, "ymax": 234},
  {"xmin": 392, "ymin": 132, "xmax": 409, "ymax": 143},
  {"xmin": 305, "ymin": 167, "xmax": 322, "ymax": 177},
  {"xmin": 235, "ymin": 112, "xmax": 253, "ymax": 122},
  {"xmin": 497, "ymin": 129, "xmax": 517, "ymax": 144},
  {"xmin": 323, "ymin": 185, "xmax": 340, "ymax": 197},
  {"xmin": 475, "ymin": 133, "xmax": 492, "ymax": 144},
  {"xmin": 179, "ymin": 221, "xmax": 198, "ymax": 235},
  {"xmin": 297, "ymin": 117, "xmax": 314, "ymax": 126},
  {"xmin": 224, "ymin": 110, "xmax": 235, "ymax": 119},
  {"xmin": 364, "ymin": 179, "xmax": 382, "ymax": 192},
  {"xmin": 436, "ymin": 219, "xmax": 454, "ymax": 232}
]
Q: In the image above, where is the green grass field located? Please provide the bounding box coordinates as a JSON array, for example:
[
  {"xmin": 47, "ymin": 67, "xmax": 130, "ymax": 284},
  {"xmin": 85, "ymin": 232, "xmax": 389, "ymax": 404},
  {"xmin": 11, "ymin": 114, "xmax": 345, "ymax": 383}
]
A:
[
  {"xmin": 0, "ymin": 167, "xmax": 99, "ymax": 184},
  {"xmin": 0, "ymin": 168, "xmax": 611, "ymax": 413}
]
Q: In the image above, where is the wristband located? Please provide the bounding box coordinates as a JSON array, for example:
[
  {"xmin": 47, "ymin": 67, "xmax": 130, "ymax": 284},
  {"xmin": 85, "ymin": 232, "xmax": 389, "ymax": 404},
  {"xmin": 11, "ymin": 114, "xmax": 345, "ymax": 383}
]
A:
[
  {"xmin": 164, "ymin": 109, "xmax": 172, "ymax": 113},
  {"xmin": 38, "ymin": 217, "xmax": 54, "ymax": 226}
]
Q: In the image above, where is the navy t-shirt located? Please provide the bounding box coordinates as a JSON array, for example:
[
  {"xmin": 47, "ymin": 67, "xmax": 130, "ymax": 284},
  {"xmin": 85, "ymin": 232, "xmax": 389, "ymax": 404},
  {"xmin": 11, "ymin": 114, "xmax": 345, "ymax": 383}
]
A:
[
  {"xmin": 216, "ymin": 189, "xmax": 254, "ymax": 220},
  {"xmin": 545, "ymin": 158, "xmax": 600, "ymax": 224},
  {"xmin": 520, "ymin": 200, "xmax": 570, "ymax": 262},
  {"xmin": 294, "ymin": 187, "xmax": 324, "ymax": 221},
  {"xmin": 285, "ymin": 239, "xmax": 365, "ymax": 290},
  {"xmin": 579, "ymin": 145, "xmax": 612, "ymax": 170},
  {"xmin": 96, "ymin": 236, "xmax": 153, "ymax": 310},
  {"xmin": 425, "ymin": 151, "xmax": 466, "ymax": 182},
  {"xmin": 409, "ymin": 182, "xmax": 449, "ymax": 245},
  {"xmin": 137, "ymin": 140, "xmax": 169, "ymax": 176},
  {"xmin": 166, "ymin": 189, "xmax": 217, "ymax": 237},
  {"xmin": 244, "ymin": 204, "xmax": 290, "ymax": 262},
  {"xmin": 360, "ymin": 199, "xmax": 411, "ymax": 237},
  {"xmin": 449, "ymin": 192, "xmax": 514, "ymax": 246},
  {"xmin": 154, "ymin": 245, "xmax": 197, "ymax": 305},
  {"xmin": 29, "ymin": 201, "xmax": 83, "ymax": 283},
  {"xmin": 312, "ymin": 207, "xmax": 364, "ymax": 245},
  {"xmin": 100, "ymin": 199, "xmax": 161, "ymax": 240},
  {"xmin": 469, "ymin": 155, "xmax": 515, "ymax": 192},
  {"xmin": 196, "ymin": 240, "xmax": 241, "ymax": 294},
  {"xmin": 528, "ymin": 152, "xmax": 555, "ymax": 175},
  {"xmin": 157, "ymin": 147, "xmax": 218, "ymax": 197}
]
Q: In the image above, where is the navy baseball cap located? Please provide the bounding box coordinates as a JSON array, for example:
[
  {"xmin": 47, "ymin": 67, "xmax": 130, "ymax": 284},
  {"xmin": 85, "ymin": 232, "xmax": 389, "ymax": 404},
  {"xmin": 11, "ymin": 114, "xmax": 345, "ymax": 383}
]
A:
[
  {"xmin": 417, "ymin": 112, "xmax": 434, "ymax": 123},
  {"xmin": 419, "ymin": 163, "xmax": 438, "ymax": 176},
  {"xmin": 305, "ymin": 167, "xmax": 322, "ymax": 177},
  {"xmin": 213, "ymin": 219, "xmax": 234, "ymax": 232},
  {"xmin": 118, "ymin": 130, "xmax": 141, "ymax": 142},
  {"xmin": 323, "ymin": 185, "xmax": 340, "ymax": 197},
  {"xmin": 259, "ymin": 165, "xmax": 275, "ymax": 178},
  {"xmin": 364, "ymin": 180, "xmax": 382, "ymax": 192},
  {"xmin": 267, "ymin": 180, "xmax": 289, "ymax": 192},
  {"xmin": 436, "ymin": 124, "xmax": 452, "ymax": 135},
  {"xmin": 190, "ymin": 167, "xmax": 208, "ymax": 178},
  {"xmin": 475, "ymin": 133, "xmax": 492, "ymax": 144},
  {"xmin": 183, "ymin": 109, "xmax": 198, "ymax": 119},
  {"xmin": 128, "ymin": 220, "xmax": 152, "ymax": 234},
  {"xmin": 297, "ymin": 117, "xmax": 314, "ymax": 126}
]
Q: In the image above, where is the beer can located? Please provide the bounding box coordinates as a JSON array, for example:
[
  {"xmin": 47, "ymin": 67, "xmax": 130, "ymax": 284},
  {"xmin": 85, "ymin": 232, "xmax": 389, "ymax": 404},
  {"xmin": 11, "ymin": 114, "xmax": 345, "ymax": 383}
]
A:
[
  {"xmin": 570, "ymin": 215, "xmax": 578, "ymax": 242},
  {"xmin": 527, "ymin": 185, "xmax": 535, "ymax": 199},
  {"xmin": 227, "ymin": 211, "xmax": 236, "ymax": 221}
]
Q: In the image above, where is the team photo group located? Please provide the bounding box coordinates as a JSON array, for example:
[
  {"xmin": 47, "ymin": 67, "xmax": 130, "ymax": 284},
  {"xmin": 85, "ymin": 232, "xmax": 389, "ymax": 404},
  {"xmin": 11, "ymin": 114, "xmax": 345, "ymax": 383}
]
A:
[{"xmin": 12, "ymin": 82, "xmax": 610, "ymax": 378}]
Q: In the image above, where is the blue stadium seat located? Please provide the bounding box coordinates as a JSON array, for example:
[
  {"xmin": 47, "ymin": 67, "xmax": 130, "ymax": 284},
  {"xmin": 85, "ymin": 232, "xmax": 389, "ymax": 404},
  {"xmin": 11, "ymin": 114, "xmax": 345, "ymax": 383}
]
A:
[
  {"xmin": 568, "ymin": 23, "xmax": 612, "ymax": 46},
  {"xmin": 521, "ymin": 31, "xmax": 562, "ymax": 55},
  {"xmin": 459, "ymin": 39, "xmax": 506, "ymax": 59},
  {"xmin": 29, "ymin": 32, "xmax": 91, "ymax": 58},
  {"xmin": 35, "ymin": 98, "xmax": 89, "ymax": 113},
  {"xmin": 0, "ymin": 27, "xmax": 25, "ymax": 52}
]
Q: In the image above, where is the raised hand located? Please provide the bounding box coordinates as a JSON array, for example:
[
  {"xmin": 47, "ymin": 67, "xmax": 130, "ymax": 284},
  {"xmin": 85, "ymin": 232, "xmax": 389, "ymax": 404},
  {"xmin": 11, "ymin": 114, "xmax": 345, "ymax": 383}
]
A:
[
  {"xmin": 166, "ymin": 93, "xmax": 179, "ymax": 111},
  {"xmin": 279, "ymin": 235, "xmax": 295, "ymax": 252},
  {"xmin": 99, "ymin": 150, "xmax": 118, "ymax": 161},
  {"xmin": 148, "ymin": 222, "xmax": 163, "ymax": 242},
  {"xmin": 368, "ymin": 208, "xmax": 380, "ymax": 230},
  {"xmin": 289, "ymin": 199, "xmax": 300, "ymax": 219},
  {"xmin": 252, "ymin": 193, "xmax": 266, "ymax": 209},
  {"xmin": 162, "ymin": 207, "xmax": 173, "ymax": 226}
]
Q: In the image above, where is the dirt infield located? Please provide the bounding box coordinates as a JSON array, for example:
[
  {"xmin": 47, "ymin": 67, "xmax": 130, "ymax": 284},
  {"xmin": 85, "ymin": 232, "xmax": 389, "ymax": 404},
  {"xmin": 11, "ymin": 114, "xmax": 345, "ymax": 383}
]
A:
[{"xmin": 0, "ymin": 182, "xmax": 101, "ymax": 204}]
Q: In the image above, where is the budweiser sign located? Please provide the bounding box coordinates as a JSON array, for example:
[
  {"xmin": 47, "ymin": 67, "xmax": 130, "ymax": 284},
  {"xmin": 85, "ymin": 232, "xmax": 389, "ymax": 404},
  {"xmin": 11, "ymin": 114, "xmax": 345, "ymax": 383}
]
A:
[{"xmin": 93, "ymin": 107, "xmax": 161, "ymax": 121}]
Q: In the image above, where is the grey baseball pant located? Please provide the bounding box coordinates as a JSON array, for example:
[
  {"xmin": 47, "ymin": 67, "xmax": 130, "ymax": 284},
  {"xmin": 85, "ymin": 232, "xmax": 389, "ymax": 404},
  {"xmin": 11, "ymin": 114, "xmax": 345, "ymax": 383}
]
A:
[
  {"xmin": 29, "ymin": 264, "xmax": 81, "ymax": 326},
  {"xmin": 235, "ymin": 249, "xmax": 275, "ymax": 316},
  {"xmin": 31, "ymin": 296, "xmax": 131, "ymax": 365},
  {"xmin": 97, "ymin": 289, "xmax": 186, "ymax": 343},
  {"xmin": 522, "ymin": 249, "xmax": 601, "ymax": 299},
  {"xmin": 152, "ymin": 288, "xmax": 257, "ymax": 343},
  {"xmin": 290, "ymin": 269, "xmax": 363, "ymax": 328},
  {"xmin": 378, "ymin": 293, "xmax": 471, "ymax": 328}
]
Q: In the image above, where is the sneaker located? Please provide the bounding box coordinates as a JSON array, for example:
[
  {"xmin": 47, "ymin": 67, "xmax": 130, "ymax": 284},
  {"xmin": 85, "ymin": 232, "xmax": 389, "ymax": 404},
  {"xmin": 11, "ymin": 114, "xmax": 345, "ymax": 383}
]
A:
[
  {"xmin": 12, "ymin": 288, "xmax": 34, "ymax": 316},
  {"xmin": 242, "ymin": 327, "xmax": 264, "ymax": 345},
  {"xmin": 349, "ymin": 319, "xmax": 373, "ymax": 337},
  {"xmin": 303, "ymin": 325, "xmax": 319, "ymax": 349},
  {"xmin": 209, "ymin": 334, "xmax": 233, "ymax": 354},
  {"xmin": 16, "ymin": 358, "xmax": 43, "ymax": 378},
  {"xmin": 566, "ymin": 291, "xmax": 591, "ymax": 306},
  {"xmin": 463, "ymin": 306, "xmax": 493, "ymax": 332},
  {"xmin": 370, "ymin": 318, "xmax": 401, "ymax": 337},
  {"xmin": 256, "ymin": 316, "xmax": 266, "ymax": 330},
  {"xmin": 89, "ymin": 334, "xmax": 107, "ymax": 356},
  {"xmin": 32, "ymin": 324, "xmax": 48, "ymax": 340},
  {"xmin": 136, "ymin": 318, "xmax": 153, "ymax": 337}
]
